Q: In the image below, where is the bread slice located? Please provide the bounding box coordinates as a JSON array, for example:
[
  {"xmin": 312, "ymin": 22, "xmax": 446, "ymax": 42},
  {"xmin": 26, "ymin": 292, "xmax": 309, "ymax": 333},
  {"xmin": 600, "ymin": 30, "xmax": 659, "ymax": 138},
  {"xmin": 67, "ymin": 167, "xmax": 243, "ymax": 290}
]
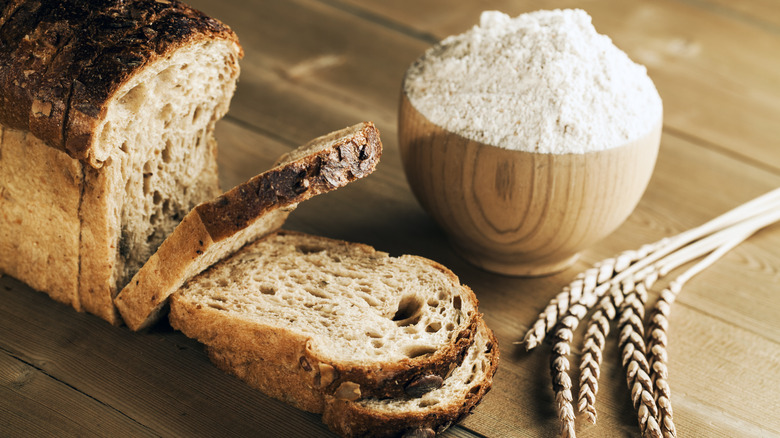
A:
[
  {"xmin": 115, "ymin": 122, "xmax": 383, "ymax": 330},
  {"xmin": 0, "ymin": 0, "xmax": 240, "ymax": 322},
  {"xmin": 322, "ymin": 318, "xmax": 499, "ymax": 438},
  {"xmin": 168, "ymin": 230, "xmax": 481, "ymax": 413}
]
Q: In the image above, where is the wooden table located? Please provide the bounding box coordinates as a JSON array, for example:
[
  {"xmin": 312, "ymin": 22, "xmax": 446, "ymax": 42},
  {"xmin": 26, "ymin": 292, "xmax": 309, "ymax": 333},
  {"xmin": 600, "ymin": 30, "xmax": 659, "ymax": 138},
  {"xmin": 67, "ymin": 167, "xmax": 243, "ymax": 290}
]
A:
[{"xmin": 2, "ymin": 1, "xmax": 779, "ymax": 437}]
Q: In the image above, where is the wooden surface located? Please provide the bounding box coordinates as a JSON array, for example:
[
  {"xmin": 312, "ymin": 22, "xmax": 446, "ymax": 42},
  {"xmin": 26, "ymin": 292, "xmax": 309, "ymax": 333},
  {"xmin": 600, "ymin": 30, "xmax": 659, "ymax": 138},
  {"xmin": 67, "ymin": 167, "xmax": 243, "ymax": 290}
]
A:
[{"xmin": 2, "ymin": 0, "xmax": 779, "ymax": 437}]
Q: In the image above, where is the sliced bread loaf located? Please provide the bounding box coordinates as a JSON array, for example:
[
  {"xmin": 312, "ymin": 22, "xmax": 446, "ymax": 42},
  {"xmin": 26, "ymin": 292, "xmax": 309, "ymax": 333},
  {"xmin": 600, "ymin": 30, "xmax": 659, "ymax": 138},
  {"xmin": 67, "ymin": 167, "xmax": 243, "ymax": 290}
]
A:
[
  {"xmin": 0, "ymin": 0, "xmax": 241, "ymax": 323},
  {"xmin": 168, "ymin": 230, "xmax": 482, "ymax": 413},
  {"xmin": 115, "ymin": 122, "xmax": 382, "ymax": 330},
  {"xmin": 321, "ymin": 318, "xmax": 499, "ymax": 438}
]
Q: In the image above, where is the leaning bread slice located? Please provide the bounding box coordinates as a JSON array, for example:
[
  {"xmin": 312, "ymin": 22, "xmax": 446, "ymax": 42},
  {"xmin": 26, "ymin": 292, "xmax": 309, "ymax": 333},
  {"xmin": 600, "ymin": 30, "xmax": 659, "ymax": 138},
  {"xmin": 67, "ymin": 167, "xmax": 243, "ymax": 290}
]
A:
[
  {"xmin": 322, "ymin": 318, "xmax": 499, "ymax": 438},
  {"xmin": 169, "ymin": 230, "xmax": 481, "ymax": 412},
  {"xmin": 115, "ymin": 122, "xmax": 382, "ymax": 330}
]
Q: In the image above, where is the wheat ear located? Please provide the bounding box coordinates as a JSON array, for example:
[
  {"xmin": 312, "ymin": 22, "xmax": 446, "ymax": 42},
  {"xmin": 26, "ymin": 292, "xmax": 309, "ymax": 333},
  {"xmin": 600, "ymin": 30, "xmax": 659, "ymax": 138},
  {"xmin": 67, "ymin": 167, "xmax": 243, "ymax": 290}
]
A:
[
  {"xmin": 577, "ymin": 285, "xmax": 624, "ymax": 424},
  {"xmin": 618, "ymin": 274, "xmax": 662, "ymax": 438},
  {"xmin": 521, "ymin": 187, "xmax": 780, "ymax": 351},
  {"xmin": 523, "ymin": 242, "xmax": 662, "ymax": 351},
  {"xmin": 550, "ymin": 302, "xmax": 589, "ymax": 437}
]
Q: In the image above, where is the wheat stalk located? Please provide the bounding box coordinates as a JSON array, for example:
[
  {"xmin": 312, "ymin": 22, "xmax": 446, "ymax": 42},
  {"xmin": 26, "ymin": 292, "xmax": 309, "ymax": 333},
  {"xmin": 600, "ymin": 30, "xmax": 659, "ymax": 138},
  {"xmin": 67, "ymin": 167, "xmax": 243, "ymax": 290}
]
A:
[
  {"xmin": 646, "ymin": 219, "xmax": 774, "ymax": 438},
  {"xmin": 521, "ymin": 187, "xmax": 780, "ymax": 351}
]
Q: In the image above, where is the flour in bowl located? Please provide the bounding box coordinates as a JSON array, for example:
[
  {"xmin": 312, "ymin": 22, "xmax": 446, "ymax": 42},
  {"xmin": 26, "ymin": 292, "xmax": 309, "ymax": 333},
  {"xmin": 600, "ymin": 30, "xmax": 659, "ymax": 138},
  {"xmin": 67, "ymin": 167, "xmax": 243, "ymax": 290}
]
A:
[{"xmin": 403, "ymin": 9, "xmax": 662, "ymax": 154}]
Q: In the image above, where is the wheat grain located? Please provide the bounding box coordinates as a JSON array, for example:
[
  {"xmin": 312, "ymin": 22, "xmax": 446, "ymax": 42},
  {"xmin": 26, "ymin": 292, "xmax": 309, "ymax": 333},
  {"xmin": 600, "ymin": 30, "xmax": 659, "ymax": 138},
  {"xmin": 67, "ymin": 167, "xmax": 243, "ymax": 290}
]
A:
[
  {"xmin": 550, "ymin": 303, "xmax": 589, "ymax": 437},
  {"xmin": 618, "ymin": 279, "xmax": 662, "ymax": 438},
  {"xmin": 523, "ymin": 243, "xmax": 660, "ymax": 350},
  {"xmin": 578, "ymin": 285, "xmax": 624, "ymax": 424}
]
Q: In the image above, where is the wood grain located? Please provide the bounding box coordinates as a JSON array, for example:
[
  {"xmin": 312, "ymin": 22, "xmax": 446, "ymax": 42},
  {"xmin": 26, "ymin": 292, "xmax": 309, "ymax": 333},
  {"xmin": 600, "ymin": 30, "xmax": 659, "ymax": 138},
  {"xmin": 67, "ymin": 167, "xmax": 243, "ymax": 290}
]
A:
[
  {"xmin": 398, "ymin": 93, "xmax": 661, "ymax": 276},
  {"xmin": 1, "ymin": 0, "xmax": 779, "ymax": 437}
]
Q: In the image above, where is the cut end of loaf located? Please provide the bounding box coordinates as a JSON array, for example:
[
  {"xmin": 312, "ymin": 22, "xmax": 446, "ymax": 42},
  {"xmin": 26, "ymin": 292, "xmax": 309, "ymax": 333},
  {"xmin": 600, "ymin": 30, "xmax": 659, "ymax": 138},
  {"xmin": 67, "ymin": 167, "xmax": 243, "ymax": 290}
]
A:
[
  {"xmin": 80, "ymin": 36, "xmax": 242, "ymax": 323},
  {"xmin": 103, "ymin": 38, "xmax": 241, "ymax": 291},
  {"xmin": 116, "ymin": 123, "xmax": 382, "ymax": 330},
  {"xmin": 0, "ymin": 0, "xmax": 243, "ymax": 323},
  {"xmin": 171, "ymin": 230, "xmax": 477, "ymax": 365}
]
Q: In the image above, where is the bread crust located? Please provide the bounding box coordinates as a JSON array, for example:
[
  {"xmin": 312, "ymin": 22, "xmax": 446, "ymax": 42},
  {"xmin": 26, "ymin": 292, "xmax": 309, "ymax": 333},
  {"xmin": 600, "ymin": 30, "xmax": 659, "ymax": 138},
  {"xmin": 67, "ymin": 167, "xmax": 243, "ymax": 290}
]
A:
[
  {"xmin": 168, "ymin": 230, "xmax": 482, "ymax": 414},
  {"xmin": 0, "ymin": 0, "xmax": 240, "ymax": 167},
  {"xmin": 321, "ymin": 319, "xmax": 500, "ymax": 438},
  {"xmin": 116, "ymin": 122, "xmax": 383, "ymax": 330},
  {"xmin": 0, "ymin": 126, "xmax": 82, "ymax": 309},
  {"xmin": 197, "ymin": 122, "xmax": 382, "ymax": 241}
]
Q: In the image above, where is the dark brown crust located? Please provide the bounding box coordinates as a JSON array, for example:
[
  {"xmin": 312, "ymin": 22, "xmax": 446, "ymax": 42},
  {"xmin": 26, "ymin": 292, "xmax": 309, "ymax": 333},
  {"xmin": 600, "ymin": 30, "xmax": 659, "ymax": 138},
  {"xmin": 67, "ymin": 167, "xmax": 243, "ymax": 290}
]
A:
[
  {"xmin": 196, "ymin": 123, "xmax": 382, "ymax": 241},
  {"xmin": 0, "ymin": 0, "xmax": 240, "ymax": 167},
  {"xmin": 321, "ymin": 320, "xmax": 500, "ymax": 438}
]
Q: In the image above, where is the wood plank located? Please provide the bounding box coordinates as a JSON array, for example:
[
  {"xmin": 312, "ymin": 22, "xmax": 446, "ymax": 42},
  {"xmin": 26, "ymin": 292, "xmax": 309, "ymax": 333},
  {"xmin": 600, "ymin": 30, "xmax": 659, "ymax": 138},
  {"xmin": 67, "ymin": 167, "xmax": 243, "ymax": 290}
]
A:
[
  {"xmin": 693, "ymin": 0, "xmax": 780, "ymax": 30},
  {"xmin": 0, "ymin": 354, "xmax": 153, "ymax": 437},
  {"xmin": 0, "ymin": 274, "xmax": 338, "ymax": 437},
  {"xmin": 322, "ymin": 0, "xmax": 780, "ymax": 171}
]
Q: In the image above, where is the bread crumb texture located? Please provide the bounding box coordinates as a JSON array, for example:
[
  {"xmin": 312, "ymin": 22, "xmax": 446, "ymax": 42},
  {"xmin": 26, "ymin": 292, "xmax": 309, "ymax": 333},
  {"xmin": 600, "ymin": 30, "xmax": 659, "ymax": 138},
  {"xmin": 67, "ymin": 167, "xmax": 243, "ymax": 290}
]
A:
[{"xmin": 175, "ymin": 232, "xmax": 476, "ymax": 363}]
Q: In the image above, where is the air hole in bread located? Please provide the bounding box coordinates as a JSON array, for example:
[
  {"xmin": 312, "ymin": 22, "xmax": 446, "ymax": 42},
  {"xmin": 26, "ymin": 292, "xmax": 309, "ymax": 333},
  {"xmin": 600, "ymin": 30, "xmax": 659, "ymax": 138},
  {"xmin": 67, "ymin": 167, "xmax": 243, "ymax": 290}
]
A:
[
  {"xmin": 359, "ymin": 293, "xmax": 380, "ymax": 307},
  {"xmin": 392, "ymin": 294, "xmax": 423, "ymax": 326},
  {"xmin": 153, "ymin": 191, "xmax": 162, "ymax": 205},
  {"xmin": 142, "ymin": 173, "xmax": 152, "ymax": 194},
  {"xmin": 418, "ymin": 398, "xmax": 440, "ymax": 408},
  {"xmin": 162, "ymin": 139, "xmax": 173, "ymax": 163},
  {"xmin": 119, "ymin": 84, "xmax": 147, "ymax": 112},
  {"xmin": 120, "ymin": 141, "xmax": 129, "ymax": 153},
  {"xmin": 453, "ymin": 295, "xmax": 462, "ymax": 310},
  {"xmin": 296, "ymin": 244, "xmax": 326, "ymax": 255},
  {"xmin": 207, "ymin": 303, "xmax": 226, "ymax": 311},
  {"xmin": 427, "ymin": 298, "xmax": 439, "ymax": 307},
  {"xmin": 192, "ymin": 105, "xmax": 203, "ymax": 123},
  {"xmin": 260, "ymin": 286, "xmax": 276, "ymax": 295},
  {"xmin": 365, "ymin": 330, "xmax": 382, "ymax": 338},
  {"xmin": 371, "ymin": 340, "xmax": 384, "ymax": 349},
  {"xmin": 305, "ymin": 286, "xmax": 329, "ymax": 299},
  {"xmin": 445, "ymin": 322, "xmax": 455, "ymax": 331},
  {"xmin": 159, "ymin": 103, "xmax": 173, "ymax": 121},
  {"xmin": 425, "ymin": 322, "xmax": 442, "ymax": 333},
  {"xmin": 403, "ymin": 345, "xmax": 436, "ymax": 358},
  {"xmin": 464, "ymin": 364, "xmax": 479, "ymax": 385}
]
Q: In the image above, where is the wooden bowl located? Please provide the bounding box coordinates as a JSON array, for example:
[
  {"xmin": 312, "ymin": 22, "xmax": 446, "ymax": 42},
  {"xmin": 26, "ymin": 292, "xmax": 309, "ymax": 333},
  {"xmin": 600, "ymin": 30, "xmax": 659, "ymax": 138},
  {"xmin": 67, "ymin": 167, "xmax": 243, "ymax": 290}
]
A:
[{"xmin": 398, "ymin": 92, "xmax": 662, "ymax": 276}]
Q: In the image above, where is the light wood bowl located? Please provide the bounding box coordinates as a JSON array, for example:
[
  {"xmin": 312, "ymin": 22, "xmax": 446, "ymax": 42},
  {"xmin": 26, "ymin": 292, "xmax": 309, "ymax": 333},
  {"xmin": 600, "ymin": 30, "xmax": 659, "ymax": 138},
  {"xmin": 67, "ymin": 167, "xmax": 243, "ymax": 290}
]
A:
[{"xmin": 398, "ymin": 92, "xmax": 662, "ymax": 276}]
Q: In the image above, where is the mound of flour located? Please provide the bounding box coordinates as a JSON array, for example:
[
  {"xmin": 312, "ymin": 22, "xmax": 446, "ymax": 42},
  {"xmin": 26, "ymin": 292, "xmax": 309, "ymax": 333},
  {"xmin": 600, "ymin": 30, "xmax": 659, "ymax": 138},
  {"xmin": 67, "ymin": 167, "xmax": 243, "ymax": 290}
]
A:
[{"xmin": 404, "ymin": 9, "xmax": 662, "ymax": 154}]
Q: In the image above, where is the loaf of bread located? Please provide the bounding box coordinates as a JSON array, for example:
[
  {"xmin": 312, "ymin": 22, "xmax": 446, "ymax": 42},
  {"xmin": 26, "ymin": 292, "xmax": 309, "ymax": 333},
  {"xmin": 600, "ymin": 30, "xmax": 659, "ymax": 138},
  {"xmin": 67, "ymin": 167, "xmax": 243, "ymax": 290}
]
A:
[
  {"xmin": 0, "ymin": 0, "xmax": 241, "ymax": 323},
  {"xmin": 168, "ymin": 230, "xmax": 494, "ymax": 435},
  {"xmin": 116, "ymin": 122, "xmax": 383, "ymax": 330}
]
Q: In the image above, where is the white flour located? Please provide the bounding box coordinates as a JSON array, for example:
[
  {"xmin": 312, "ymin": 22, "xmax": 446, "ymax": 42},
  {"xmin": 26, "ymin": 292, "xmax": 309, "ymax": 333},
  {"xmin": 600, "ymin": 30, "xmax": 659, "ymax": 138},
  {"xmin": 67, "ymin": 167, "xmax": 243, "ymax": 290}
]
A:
[{"xmin": 404, "ymin": 10, "xmax": 662, "ymax": 154}]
